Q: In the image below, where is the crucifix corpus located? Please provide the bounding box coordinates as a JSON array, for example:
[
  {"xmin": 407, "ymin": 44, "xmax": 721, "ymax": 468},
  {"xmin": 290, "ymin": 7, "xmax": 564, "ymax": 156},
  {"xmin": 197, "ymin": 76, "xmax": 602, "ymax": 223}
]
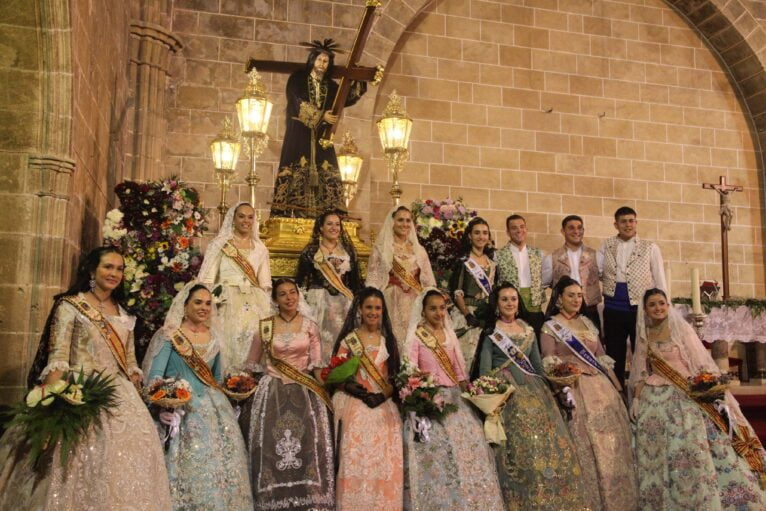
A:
[
  {"xmin": 702, "ymin": 175, "xmax": 743, "ymax": 300},
  {"xmin": 247, "ymin": 0, "xmax": 384, "ymax": 218}
]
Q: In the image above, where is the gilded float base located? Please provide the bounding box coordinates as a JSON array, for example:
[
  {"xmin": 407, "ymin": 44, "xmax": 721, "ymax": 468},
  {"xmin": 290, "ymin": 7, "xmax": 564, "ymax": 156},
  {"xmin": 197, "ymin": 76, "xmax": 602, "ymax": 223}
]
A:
[{"xmin": 263, "ymin": 216, "xmax": 371, "ymax": 278}]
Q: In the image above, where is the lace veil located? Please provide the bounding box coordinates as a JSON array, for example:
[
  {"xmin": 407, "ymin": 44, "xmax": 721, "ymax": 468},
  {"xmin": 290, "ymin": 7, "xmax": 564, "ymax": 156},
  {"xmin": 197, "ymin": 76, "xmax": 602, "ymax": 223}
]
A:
[
  {"xmin": 141, "ymin": 280, "xmax": 222, "ymax": 383},
  {"xmin": 198, "ymin": 201, "xmax": 268, "ymax": 286},
  {"xmin": 366, "ymin": 206, "xmax": 429, "ymax": 289}
]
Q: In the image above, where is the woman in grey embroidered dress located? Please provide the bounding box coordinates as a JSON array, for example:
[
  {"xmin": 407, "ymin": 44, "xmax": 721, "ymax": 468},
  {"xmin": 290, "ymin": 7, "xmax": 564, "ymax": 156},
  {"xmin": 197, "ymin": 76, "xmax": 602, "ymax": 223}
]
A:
[
  {"xmin": 402, "ymin": 288, "xmax": 503, "ymax": 510},
  {"xmin": 198, "ymin": 202, "xmax": 272, "ymax": 372},
  {"xmin": 449, "ymin": 217, "xmax": 496, "ymax": 369},
  {"xmin": 0, "ymin": 247, "xmax": 171, "ymax": 511},
  {"xmin": 143, "ymin": 282, "xmax": 253, "ymax": 511},
  {"xmin": 540, "ymin": 276, "xmax": 638, "ymax": 511},
  {"xmin": 475, "ymin": 282, "xmax": 588, "ymax": 511},
  {"xmin": 239, "ymin": 278, "xmax": 335, "ymax": 511}
]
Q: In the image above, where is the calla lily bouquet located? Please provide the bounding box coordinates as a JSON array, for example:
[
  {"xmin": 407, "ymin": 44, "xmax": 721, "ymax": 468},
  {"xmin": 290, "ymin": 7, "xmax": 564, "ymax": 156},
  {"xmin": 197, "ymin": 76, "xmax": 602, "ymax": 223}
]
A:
[{"xmin": 3, "ymin": 369, "xmax": 118, "ymax": 468}]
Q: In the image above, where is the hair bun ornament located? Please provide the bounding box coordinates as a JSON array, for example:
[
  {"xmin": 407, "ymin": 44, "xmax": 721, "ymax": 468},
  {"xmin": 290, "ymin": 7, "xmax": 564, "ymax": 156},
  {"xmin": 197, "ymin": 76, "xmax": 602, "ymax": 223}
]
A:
[{"xmin": 300, "ymin": 38, "xmax": 346, "ymax": 55}]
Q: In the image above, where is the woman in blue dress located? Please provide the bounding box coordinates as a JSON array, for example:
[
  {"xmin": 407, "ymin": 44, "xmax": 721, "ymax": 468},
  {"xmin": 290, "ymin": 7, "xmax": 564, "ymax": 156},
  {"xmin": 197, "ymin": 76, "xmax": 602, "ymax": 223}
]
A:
[{"xmin": 143, "ymin": 282, "xmax": 253, "ymax": 510}]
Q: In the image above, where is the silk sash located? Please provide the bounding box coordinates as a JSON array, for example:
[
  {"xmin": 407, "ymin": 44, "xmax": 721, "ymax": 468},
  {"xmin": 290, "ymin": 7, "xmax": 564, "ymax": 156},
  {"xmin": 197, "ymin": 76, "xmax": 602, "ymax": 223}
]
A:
[
  {"xmin": 489, "ymin": 328, "xmax": 539, "ymax": 377},
  {"xmin": 415, "ymin": 326, "xmax": 460, "ymax": 385},
  {"xmin": 464, "ymin": 258, "xmax": 492, "ymax": 297},
  {"xmin": 220, "ymin": 241, "xmax": 260, "ymax": 288},
  {"xmin": 545, "ymin": 319, "xmax": 608, "ymax": 376},
  {"xmin": 343, "ymin": 332, "xmax": 394, "ymax": 397},
  {"xmin": 391, "ymin": 256, "xmax": 423, "ymax": 293},
  {"xmin": 169, "ymin": 329, "xmax": 224, "ymax": 391},
  {"xmin": 315, "ymin": 253, "xmax": 354, "ymax": 300},
  {"xmin": 63, "ymin": 296, "xmax": 130, "ymax": 376},
  {"xmin": 259, "ymin": 317, "xmax": 333, "ymax": 409}
]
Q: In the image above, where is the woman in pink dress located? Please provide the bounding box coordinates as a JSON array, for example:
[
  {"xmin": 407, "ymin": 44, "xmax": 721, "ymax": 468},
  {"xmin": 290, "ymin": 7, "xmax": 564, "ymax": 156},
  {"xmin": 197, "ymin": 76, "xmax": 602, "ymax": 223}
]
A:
[
  {"xmin": 402, "ymin": 288, "xmax": 503, "ymax": 510},
  {"xmin": 366, "ymin": 206, "xmax": 436, "ymax": 346},
  {"xmin": 332, "ymin": 287, "xmax": 403, "ymax": 510},
  {"xmin": 240, "ymin": 277, "xmax": 335, "ymax": 510}
]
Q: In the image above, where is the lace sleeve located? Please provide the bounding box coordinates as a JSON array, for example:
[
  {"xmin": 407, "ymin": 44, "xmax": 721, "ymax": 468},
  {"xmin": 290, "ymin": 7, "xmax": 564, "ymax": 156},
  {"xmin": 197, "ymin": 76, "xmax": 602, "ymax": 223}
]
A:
[
  {"xmin": 40, "ymin": 301, "xmax": 77, "ymax": 380},
  {"xmin": 365, "ymin": 246, "xmax": 388, "ymax": 290},
  {"xmin": 417, "ymin": 246, "xmax": 436, "ymax": 288}
]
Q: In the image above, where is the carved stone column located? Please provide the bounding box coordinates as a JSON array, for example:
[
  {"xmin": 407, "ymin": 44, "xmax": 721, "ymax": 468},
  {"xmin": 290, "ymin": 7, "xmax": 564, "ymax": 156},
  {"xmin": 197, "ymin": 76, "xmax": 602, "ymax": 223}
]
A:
[{"xmin": 127, "ymin": 19, "xmax": 182, "ymax": 180}]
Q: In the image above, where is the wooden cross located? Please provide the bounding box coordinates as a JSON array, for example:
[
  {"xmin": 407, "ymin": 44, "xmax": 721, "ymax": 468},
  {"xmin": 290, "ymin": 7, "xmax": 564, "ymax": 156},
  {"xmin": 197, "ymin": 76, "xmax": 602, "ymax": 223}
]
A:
[
  {"xmin": 702, "ymin": 175, "xmax": 743, "ymax": 300},
  {"xmin": 246, "ymin": 0, "xmax": 382, "ymax": 148}
]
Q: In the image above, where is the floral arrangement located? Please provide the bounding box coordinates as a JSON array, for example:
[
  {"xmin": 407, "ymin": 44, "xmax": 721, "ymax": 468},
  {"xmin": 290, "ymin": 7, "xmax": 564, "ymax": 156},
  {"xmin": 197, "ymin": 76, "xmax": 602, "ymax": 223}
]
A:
[
  {"xmin": 542, "ymin": 357, "xmax": 582, "ymax": 387},
  {"xmin": 688, "ymin": 371, "xmax": 730, "ymax": 402},
  {"xmin": 461, "ymin": 374, "xmax": 515, "ymax": 444},
  {"xmin": 411, "ymin": 198, "xmax": 478, "ymax": 289},
  {"xmin": 3, "ymin": 370, "xmax": 118, "ymax": 467},
  {"xmin": 465, "ymin": 375, "xmax": 511, "ymax": 396},
  {"xmin": 394, "ymin": 359, "xmax": 457, "ymax": 422},
  {"xmin": 103, "ymin": 177, "xmax": 207, "ymax": 353},
  {"xmin": 321, "ymin": 353, "xmax": 360, "ymax": 385},
  {"xmin": 223, "ymin": 371, "xmax": 257, "ymax": 401},
  {"xmin": 145, "ymin": 377, "xmax": 192, "ymax": 409}
]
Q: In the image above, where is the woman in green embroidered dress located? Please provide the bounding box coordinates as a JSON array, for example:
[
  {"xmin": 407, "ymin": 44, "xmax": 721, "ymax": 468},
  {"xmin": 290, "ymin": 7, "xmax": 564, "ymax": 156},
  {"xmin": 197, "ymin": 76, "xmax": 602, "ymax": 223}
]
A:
[
  {"xmin": 474, "ymin": 282, "xmax": 587, "ymax": 511},
  {"xmin": 449, "ymin": 217, "xmax": 496, "ymax": 370}
]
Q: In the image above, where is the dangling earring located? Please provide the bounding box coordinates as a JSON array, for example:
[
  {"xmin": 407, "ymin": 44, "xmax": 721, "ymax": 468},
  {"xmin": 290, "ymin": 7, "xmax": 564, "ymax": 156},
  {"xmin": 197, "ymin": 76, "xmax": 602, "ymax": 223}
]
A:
[
  {"xmin": 89, "ymin": 276, "xmax": 96, "ymax": 293},
  {"xmin": 555, "ymin": 298, "xmax": 563, "ymax": 309}
]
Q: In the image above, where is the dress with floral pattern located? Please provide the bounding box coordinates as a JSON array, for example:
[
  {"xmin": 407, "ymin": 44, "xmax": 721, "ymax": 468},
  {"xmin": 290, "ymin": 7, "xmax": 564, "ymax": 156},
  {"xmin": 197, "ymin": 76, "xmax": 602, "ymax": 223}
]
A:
[{"xmin": 147, "ymin": 335, "xmax": 253, "ymax": 511}]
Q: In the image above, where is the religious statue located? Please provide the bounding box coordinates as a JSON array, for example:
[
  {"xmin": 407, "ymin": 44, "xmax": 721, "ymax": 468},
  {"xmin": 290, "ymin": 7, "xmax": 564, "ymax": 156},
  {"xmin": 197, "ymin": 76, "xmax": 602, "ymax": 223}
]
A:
[{"xmin": 271, "ymin": 39, "xmax": 368, "ymax": 218}]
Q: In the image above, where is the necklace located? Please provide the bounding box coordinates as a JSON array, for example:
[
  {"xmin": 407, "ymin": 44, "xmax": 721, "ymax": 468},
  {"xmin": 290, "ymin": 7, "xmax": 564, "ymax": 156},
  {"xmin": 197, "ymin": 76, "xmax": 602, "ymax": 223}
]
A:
[
  {"xmin": 499, "ymin": 315, "xmax": 516, "ymax": 324},
  {"xmin": 559, "ymin": 310, "xmax": 578, "ymax": 321},
  {"xmin": 279, "ymin": 311, "xmax": 299, "ymax": 324},
  {"xmin": 320, "ymin": 240, "xmax": 338, "ymax": 254},
  {"xmin": 471, "ymin": 248, "xmax": 485, "ymax": 259},
  {"xmin": 90, "ymin": 290, "xmax": 111, "ymax": 312}
]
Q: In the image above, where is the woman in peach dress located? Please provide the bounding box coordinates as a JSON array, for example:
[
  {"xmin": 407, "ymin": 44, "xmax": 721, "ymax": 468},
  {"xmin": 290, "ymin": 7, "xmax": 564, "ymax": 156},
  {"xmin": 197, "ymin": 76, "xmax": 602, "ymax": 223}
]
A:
[{"xmin": 331, "ymin": 287, "xmax": 403, "ymax": 510}]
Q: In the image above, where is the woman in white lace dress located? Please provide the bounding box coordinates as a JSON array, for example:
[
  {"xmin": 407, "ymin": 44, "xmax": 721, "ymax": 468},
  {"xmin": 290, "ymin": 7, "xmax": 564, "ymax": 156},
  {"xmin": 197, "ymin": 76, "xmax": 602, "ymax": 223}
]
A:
[
  {"xmin": 366, "ymin": 206, "xmax": 436, "ymax": 347},
  {"xmin": 198, "ymin": 202, "xmax": 272, "ymax": 372}
]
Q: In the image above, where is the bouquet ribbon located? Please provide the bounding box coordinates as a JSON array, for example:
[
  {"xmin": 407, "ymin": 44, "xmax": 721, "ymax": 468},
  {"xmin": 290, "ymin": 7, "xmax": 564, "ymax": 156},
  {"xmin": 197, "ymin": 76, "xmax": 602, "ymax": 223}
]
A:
[
  {"xmin": 562, "ymin": 386, "xmax": 576, "ymax": 408},
  {"xmin": 714, "ymin": 399, "xmax": 735, "ymax": 439},
  {"xmin": 163, "ymin": 409, "xmax": 185, "ymax": 442},
  {"xmin": 409, "ymin": 411, "xmax": 432, "ymax": 443}
]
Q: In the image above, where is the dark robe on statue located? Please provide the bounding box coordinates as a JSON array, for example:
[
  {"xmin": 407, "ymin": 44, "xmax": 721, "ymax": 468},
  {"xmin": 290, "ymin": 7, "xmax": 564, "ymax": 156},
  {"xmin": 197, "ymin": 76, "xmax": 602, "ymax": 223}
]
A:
[{"xmin": 271, "ymin": 68, "xmax": 366, "ymax": 217}]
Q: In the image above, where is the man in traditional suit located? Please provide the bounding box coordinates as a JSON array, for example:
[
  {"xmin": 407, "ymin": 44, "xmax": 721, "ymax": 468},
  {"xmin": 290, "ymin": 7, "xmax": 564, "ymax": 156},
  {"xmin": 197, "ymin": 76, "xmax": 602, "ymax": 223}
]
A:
[
  {"xmin": 548, "ymin": 215, "xmax": 602, "ymax": 333},
  {"xmin": 496, "ymin": 214, "xmax": 552, "ymax": 337},
  {"xmin": 598, "ymin": 206, "xmax": 667, "ymax": 386}
]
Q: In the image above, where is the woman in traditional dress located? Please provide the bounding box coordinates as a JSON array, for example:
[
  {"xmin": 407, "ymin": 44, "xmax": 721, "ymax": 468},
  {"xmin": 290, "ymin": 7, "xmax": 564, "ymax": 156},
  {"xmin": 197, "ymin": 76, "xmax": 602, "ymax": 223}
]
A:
[
  {"xmin": 630, "ymin": 288, "xmax": 766, "ymax": 510},
  {"xmin": 143, "ymin": 282, "xmax": 252, "ymax": 510},
  {"xmin": 198, "ymin": 201, "xmax": 272, "ymax": 372},
  {"xmin": 0, "ymin": 247, "xmax": 171, "ymax": 510},
  {"xmin": 402, "ymin": 288, "xmax": 503, "ymax": 510},
  {"xmin": 239, "ymin": 277, "xmax": 335, "ymax": 510},
  {"xmin": 475, "ymin": 282, "xmax": 587, "ymax": 511},
  {"xmin": 540, "ymin": 276, "xmax": 638, "ymax": 511},
  {"xmin": 332, "ymin": 287, "xmax": 403, "ymax": 510},
  {"xmin": 449, "ymin": 216, "xmax": 495, "ymax": 369},
  {"xmin": 366, "ymin": 206, "xmax": 436, "ymax": 346},
  {"xmin": 296, "ymin": 209, "xmax": 362, "ymax": 365}
]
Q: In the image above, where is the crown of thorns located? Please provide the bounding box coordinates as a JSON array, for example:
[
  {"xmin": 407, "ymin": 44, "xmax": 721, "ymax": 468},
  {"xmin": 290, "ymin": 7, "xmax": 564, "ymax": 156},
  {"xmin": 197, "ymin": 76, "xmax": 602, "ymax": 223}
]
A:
[{"xmin": 300, "ymin": 38, "xmax": 345, "ymax": 54}]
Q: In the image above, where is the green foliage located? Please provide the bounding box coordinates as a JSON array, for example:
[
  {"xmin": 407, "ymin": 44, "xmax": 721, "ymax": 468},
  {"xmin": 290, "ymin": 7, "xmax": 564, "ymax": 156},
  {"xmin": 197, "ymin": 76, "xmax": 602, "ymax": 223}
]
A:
[
  {"xmin": 2, "ymin": 370, "xmax": 119, "ymax": 469},
  {"xmin": 324, "ymin": 356, "xmax": 360, "ymax": 385},
  {"xmin": 671, "ymin": 297, "xmax": 766, "ymax": 317}
]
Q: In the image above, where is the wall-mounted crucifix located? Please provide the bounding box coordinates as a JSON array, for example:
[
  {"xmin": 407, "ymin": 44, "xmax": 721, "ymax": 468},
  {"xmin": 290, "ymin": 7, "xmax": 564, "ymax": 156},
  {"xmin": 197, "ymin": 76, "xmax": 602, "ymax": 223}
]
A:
[{"xmin": 702, "ymin": 175, "xmax": 743, "ymax": 300}]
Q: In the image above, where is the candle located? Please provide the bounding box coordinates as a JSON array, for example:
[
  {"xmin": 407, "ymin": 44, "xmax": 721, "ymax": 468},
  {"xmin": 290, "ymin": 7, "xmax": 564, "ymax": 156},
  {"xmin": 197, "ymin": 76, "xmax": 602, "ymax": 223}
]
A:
[{"xmin": 691, "ymin": 268, "xmax": 702, "ymax": 314}]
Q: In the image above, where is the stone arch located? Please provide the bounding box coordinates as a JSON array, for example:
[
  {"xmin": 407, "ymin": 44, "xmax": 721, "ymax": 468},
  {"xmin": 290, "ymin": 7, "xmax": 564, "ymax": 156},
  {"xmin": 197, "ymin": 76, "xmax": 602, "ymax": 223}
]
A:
[{"xmin": 666, "ymin": 0, "xmax": 766, "ymax": 169}]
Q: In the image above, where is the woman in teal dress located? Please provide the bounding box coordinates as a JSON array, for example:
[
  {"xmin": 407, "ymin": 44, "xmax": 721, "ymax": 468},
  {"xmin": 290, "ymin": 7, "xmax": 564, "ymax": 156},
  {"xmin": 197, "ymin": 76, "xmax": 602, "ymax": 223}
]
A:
[
  {"xmin": 630, "ymin": 288, "xmax": 766, "ymax": 510},
  {"xmin": 474, "ymin": 282, "xmax": 587, "ymax": 511},
  {"xmin": 143, "ymin": 282, "xmax": 252, "ymax": 511}
]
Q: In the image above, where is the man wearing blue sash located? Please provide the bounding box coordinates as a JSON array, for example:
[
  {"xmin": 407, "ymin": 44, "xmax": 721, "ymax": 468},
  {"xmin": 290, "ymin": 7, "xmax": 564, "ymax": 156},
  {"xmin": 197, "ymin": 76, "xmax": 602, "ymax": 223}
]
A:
[
  {"xmin": 496, "ymin": 214, "xmax": 552, "ymax": 338},
  {"xmin": 598, "ymin": 206, "xmax": 666, "ymax": 386}
]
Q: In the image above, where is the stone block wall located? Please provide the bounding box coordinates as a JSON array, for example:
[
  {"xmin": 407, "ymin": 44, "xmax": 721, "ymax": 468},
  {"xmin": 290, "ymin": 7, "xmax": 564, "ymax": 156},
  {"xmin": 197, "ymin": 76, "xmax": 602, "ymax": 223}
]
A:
[{"xmin": 163, "ymin": 0, "xmax": 766, "ymax": 298}]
